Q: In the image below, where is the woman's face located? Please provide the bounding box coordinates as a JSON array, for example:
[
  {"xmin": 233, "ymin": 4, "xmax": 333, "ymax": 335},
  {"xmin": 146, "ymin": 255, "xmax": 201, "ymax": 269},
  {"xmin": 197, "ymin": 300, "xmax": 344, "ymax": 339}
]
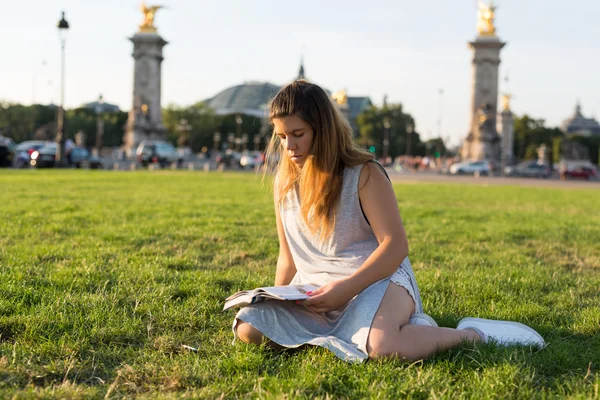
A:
[{"xmin": 272, "ymin": 114, "xmax": 314, "ymax": 168}]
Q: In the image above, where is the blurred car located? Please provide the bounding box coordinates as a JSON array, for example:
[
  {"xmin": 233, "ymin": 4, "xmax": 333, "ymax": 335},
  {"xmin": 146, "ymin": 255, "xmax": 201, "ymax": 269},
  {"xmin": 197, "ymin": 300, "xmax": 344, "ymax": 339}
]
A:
[
  {"xmin": 239, "ymin": 151, "xmax": 264, "ymax": 169},
  {"xmin": 449, "ymin": 160, "xmax": 491, "ymax": 176},
  {"xmin": 0, "ymin": 136, "xmax": 16, "ymax": 168},
  {"xmin": 30, "ymin": 143, "xmax": 90, "ymax": 168},
  {"xmin": 505, "ymin": 161, "xmax": 551, "ymax": 178},
  {"xmin": 136, "ymin": 140, "xmax": 182, "ymax": 167},
  {"xmin": 14, "ymin": 140, "xmax": 47, "ymax": 168},
  {"xmin": 565, "ymin": 165, "xmax": 599, "ymax": 180}
]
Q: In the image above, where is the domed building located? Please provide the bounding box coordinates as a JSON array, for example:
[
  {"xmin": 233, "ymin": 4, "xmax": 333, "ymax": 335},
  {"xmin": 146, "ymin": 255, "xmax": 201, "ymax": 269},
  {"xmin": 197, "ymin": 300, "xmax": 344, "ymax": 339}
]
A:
[
  {"xmin": 203, "ymin": 62, "xmax": 372, "ymax": 134},
  {"xmin": 204, "ymin": 81, "xmax": 279, "ymax": 118},
  {"xmin": 561, "ymin": 102, "xmax": 600, "ymax": 137},
  {"xmin": 83, "ymin": 96, "xmax": 121, "ymax": 113}
]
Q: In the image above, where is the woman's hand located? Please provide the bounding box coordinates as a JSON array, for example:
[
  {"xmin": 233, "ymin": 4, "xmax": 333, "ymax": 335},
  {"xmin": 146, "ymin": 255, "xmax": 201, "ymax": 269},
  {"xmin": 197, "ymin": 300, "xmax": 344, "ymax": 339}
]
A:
[{"xmin": 300, "ymin": 278, "xmax": 358, "ymax": 313}]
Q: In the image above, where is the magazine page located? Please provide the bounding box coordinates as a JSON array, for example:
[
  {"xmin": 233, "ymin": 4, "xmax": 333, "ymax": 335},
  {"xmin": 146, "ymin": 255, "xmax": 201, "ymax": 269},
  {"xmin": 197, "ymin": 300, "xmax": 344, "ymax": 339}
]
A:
[
  {"xmin": 223, "ymin": 294, "xmax": 258, "ymax": 310},
  {"xmin": 223, "ymin": 284, "xmax": 319, "ymax": 311},
  {"xmin": 258, "ymin": 284, "xmax": 319, "ymax": 300}
]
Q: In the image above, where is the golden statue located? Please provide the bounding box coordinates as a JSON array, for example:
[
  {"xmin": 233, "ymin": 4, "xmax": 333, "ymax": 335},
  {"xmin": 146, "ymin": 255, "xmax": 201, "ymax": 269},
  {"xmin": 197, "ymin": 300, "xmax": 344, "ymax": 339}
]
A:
[
  {"xmin": 332, "ymin": 89, "xmax": 348, "ymax": 107},
  {"xmin": 477, "ymin": 0, "xmax": 497, "ymax": 37},
  {"xmin": 139, "ymin": 1, "xmax": 164, "ymax": 33},
  {"xmin": 502, "ymin": 94, "xmax": 511, "ymax": 111}
]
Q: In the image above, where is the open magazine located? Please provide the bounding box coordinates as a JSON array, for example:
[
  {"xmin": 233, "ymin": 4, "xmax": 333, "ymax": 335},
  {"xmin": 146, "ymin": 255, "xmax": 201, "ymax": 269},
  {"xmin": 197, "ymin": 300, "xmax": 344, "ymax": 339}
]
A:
[{"xmin": 223, "ymin": 283, "xmax": 319, "ymax": 311}]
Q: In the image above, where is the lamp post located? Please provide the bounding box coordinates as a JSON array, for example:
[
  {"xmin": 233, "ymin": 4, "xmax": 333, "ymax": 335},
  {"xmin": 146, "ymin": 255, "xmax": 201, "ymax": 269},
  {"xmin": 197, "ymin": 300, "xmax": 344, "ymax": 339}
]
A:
[
  {"xmin": 95, "ymin": 94, "xmax": 105, "ymax": 156},
  {"xmin": 55, "ymin": 11, "xmax": 69, "ymax": 166},
  {"xmin": 176, "ymin": 118, "xmax": 192, "ymax": 148},
  {"xmin": 382, "ymin": 117, "xmax": 391, "ymax": 165},
  {"xmin": 213, "ymin": 132, "xmax": 221, "ymax": 152},
  {"xmin": 235, "ymin": 114, "xmax": 243, "ymax": 139},
  {"xmin": 406, "ymin": 122, "xmax": 414, "ymax": 156},
  {"xmin": 253, "ymin": 134, "xmax": 261, "ymax": 151}
]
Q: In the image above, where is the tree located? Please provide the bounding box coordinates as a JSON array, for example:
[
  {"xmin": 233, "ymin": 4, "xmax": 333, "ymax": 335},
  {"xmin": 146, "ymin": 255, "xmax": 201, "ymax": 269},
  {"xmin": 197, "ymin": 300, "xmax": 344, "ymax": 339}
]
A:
[
  {"xmin": 355, "ymin": 104, "xmax": 423, "ymax": 158},
  {"xmin": 424, "ymin": 137, "xmax": 447, "ymax": 158},
  {"xmin": 64, "ymin": 107, "xmax": 128, "ymax": 148},
  {"xmin": 0, "ymin": 102, "xmax": 127, "ymax": 148},
  {"xmin": 163, "ymin": 102, "xmax": 221, "ymax": 153},
  {"xmin": 217, "ymin": 114, "xmax": 265, "ymax": 151},
  {"xmin": 0, "ymin": 102, "xmax": 54, "ymax": 143},
  {"xmin": 513, "ymin": 115, "xmax": 563, "ymax": 160}
]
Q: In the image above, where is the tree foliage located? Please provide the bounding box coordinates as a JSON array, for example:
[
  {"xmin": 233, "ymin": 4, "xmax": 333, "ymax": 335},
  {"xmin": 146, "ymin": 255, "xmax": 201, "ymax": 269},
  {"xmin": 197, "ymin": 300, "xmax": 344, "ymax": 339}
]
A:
[
  {"xmin": 513, "ymin": 115, "xmax": 563, "ymax": 160},
  {"xmin": 0, "ymin": 102, "xmax": 49, "ymax": 143},
  {"xmin": 424, "ymin": 137, "xmax": 448, "ymax": 157},
  {"xmin": 355, "ymin": 104, "xmax": 426, "ymax": 158},
  {"xmin": 162, "ymin": 103, "xmax": 268, "ymax": 153},
  {"xmin": 162, "ymin": 102, "xmax": 222, "ymax": 153},
  {"xmin": 64, "ymin": 108, "xmax": 128, "ymax": 148},
  {"xmin": 0, "ymin": 102, "xmax": 127, "ymax": 148}
]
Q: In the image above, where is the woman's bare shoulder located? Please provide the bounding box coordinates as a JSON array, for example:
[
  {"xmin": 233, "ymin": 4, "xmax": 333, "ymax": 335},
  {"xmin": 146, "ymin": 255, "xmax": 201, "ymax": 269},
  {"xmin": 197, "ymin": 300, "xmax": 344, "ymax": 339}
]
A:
[{"xmin": 358, "ymin": 161, "xmax": 389, "ymax": 190}]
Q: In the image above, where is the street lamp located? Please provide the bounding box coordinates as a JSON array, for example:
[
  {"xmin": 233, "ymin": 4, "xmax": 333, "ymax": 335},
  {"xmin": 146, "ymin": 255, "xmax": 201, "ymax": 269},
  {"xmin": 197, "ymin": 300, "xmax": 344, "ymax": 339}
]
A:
[
  {"xmin": 235, "ymin": 114, "xmax": 243, "ymax": 138},
  {"xmin": 406, "ymin": 122, "xmax": 414, "ymax": 156},
  {"xmin": 213, "ymin": 132, "xmax": 221, "ymax": 151},
  {"xmin": 382, "ymin": 117, "xmax": 391, "ymax": 164},
  {"xmin": 55, "ymin": 11, "xmax": 69, "ymax": 166},
  {"xmin": 95, "ymin": 94, "xmax": 105, "ymax": 156},
  {"xmin": 175, "ymin": 118, "xmax": 192, "ymax": 148},
  {"xmin": 253, "ymin": 134, "xmax": 261, "ymax": 151}
]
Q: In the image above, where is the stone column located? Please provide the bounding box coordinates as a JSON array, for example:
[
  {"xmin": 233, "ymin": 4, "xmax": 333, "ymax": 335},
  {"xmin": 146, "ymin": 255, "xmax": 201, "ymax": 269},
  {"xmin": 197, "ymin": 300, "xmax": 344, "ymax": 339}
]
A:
[
  {"xmin": 461, "ymin": 36, "xmax": 505, "ymax": 162},
  {"xmin": 123, "ymin": 32, "xmax": 168, "ymax": 155}
]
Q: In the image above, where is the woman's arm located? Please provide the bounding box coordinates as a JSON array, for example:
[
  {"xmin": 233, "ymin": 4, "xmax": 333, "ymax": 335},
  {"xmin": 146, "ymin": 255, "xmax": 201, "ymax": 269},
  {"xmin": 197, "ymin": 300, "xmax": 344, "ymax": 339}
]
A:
[
  {"xmin": 344, "ymin": 162, "xmax": 409, "ymax": 292},
  {"xmin": 302, "ymin": 162, "xmax": 408, "ymax": 311},
  {"xmin": 274, "ymin": 193, "xmax": 297, "ymax": 286}
]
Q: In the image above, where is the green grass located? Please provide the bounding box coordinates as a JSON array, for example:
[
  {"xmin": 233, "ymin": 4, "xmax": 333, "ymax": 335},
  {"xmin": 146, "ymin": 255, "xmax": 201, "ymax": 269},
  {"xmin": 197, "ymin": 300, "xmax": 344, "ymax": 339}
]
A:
[{"xmin": 0, "ymin": 170, "xmax": 598, "ymax": 399}]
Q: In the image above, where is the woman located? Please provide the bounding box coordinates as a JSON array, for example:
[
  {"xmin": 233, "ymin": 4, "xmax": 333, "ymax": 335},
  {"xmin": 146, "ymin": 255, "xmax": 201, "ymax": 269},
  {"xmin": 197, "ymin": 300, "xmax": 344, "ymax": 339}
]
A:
[{"xmin": 233, "ymin": 80, "xmax": 544, "ymax": 363}]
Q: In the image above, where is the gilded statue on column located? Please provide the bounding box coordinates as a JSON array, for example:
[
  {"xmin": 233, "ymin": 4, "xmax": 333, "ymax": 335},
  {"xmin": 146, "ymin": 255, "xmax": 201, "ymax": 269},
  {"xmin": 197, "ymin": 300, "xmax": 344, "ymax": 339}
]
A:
[
  {"xmin": 477, "ymin": 0, "xmax": 497, "ymax": 37},
  {"xmin": 139, "ymin": 1, "xmax": 164, "ymax": 33},
  {"xmin": 332, "ymin": 90, "xmax": 348, "ymax": 106},
  {"xmin": 502, "ymin": 94, "xmax": 511, "ymax": 111}
]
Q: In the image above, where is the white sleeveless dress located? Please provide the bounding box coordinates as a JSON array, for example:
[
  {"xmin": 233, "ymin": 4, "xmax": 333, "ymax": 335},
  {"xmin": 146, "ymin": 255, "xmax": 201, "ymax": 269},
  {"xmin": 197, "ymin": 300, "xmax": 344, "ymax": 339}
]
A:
[{"xmin": 234, "ymin": 162, "xmax": 423, "ymax": 363}]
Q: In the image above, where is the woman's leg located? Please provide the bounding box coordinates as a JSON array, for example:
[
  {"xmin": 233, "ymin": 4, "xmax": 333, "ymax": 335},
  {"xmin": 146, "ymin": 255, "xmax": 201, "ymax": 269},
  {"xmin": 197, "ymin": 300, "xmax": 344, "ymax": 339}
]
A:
[
  {"xmin": 367, "ymin": 283, "xmax": 480, "ymax": 361},
  {"xmin": 235, "ymin": 320, "xmax": 265, "ymax": 345},
  {"xmin": 235, "ymin": 320, "xmax": 284, "ymax": 349}
]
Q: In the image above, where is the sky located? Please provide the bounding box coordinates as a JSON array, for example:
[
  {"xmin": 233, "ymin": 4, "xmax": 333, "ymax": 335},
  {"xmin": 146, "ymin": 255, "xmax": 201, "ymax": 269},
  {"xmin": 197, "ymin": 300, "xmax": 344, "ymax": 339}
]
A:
[{"xmin": 2, "ymin": 0, "xmax": 599, "ymax": 146}]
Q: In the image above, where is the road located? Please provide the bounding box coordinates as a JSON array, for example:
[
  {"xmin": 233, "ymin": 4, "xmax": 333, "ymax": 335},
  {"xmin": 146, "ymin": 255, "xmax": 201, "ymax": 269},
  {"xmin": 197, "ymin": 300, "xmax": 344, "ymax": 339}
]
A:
[
  {"xmin": 100, "ymin": 159, "xmax": 600, "ymax": 189},
  {"xmin": 386, "ymin": 170, "xmax": 600, "ymax": 189}
]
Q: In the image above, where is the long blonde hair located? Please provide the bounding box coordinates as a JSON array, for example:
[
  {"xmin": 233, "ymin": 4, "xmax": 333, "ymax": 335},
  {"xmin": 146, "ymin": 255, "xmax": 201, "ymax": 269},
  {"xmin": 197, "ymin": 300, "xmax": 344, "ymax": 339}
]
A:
[{"xmin": 265, "ymin": 80, "xmax": 374, "ymax": 241}]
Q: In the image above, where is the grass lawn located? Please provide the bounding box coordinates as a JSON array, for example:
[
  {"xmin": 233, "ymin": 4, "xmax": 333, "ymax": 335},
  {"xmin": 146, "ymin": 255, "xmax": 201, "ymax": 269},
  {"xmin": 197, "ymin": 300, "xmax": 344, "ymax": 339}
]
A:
[{"xmin": 0, "ymin": 170, "xmax": 598, "ymax": 399}]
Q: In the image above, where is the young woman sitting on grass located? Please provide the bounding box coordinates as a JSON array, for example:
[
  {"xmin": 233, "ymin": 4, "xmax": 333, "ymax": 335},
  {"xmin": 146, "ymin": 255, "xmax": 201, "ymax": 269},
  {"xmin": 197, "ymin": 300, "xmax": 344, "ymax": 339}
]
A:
[{"xmin": 233, "ymin": 80, "xmax": 544, "ymax": 363}]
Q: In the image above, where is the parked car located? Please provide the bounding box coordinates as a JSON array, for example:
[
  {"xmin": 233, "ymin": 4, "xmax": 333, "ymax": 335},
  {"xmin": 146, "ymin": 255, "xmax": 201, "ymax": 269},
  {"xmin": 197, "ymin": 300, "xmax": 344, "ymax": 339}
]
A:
[
  {"xmin": 14, "ymin": 140, "xmax": 47, "ymax": 168},
  {"xmin": 239, "ymin": 151, "xmax": 264, "ymax": 169},
  {"xmin": 505, "ymin": 161, "xmax": 551, "ymax": 178},
  {"xmin": 449, "ymin": 160, "xmax": 491, "ymax": 176},
  {"xmin": 0, "ymin": 136, "xmax": 16, "ymax": 168},
  {"xmin": 136, "ymin": 140, "xmax": 182, "ymax": 167},
  {"xmin": 565, "ymin": 166, "xmax": 599, "ymax": 181},
  {"xmin": 30, "ymin": 143, "xmax": 90, "ymax": 168}
]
